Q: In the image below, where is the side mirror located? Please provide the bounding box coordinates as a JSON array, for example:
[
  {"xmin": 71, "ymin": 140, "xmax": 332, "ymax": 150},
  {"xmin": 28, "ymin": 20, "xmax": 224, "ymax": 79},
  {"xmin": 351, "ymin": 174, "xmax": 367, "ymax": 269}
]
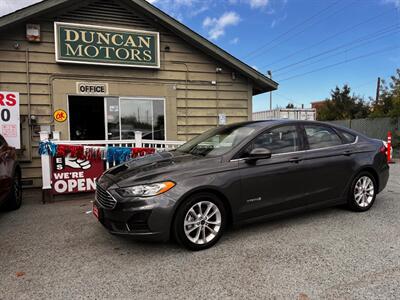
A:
[{"xmin": 245, "ymin": 148, "xmax": 272, "ymax": 163}]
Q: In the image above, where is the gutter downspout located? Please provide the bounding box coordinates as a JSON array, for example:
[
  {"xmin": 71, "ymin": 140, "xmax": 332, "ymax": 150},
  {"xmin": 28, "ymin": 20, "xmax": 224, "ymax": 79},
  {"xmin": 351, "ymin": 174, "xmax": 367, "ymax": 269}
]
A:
[{"xmin": 25, "ymin": 48, "xmax": 32, "ymax": 161}]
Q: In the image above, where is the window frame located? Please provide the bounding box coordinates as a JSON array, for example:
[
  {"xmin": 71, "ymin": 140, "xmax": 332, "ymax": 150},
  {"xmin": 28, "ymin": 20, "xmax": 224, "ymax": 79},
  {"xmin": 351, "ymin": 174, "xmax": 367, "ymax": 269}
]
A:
[
  {"xmin": 103, "ymin": 96, "xmax": 166, "ymax": 141},
  {"xmin": 300, "ymin": 124, "xmax": 348, "ymax": 151},
  {"xmin": 233, "ymin": 124, "xmax": 305, "ymax": 159},
  {"xmin": 336, "ymin": 128, "xmax": 357, "ymax": 144},
  {"xmin": 119, "ymin": 97, "xmax": 166, "ymax": 141}
]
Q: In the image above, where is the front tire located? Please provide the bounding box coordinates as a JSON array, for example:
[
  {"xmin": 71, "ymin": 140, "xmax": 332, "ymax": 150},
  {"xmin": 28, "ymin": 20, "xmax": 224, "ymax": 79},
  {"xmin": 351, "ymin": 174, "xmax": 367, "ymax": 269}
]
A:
[
  {"xmin": 347, "ymin": 172, "xmax": 377, "ymax": 212},
  {"xmin": 4, "ymin": 171, "xmax": 22, "ymax": 211},
  {"xmin": 173, "ymin": 193, "xmax": 226, "ymax": 251}
]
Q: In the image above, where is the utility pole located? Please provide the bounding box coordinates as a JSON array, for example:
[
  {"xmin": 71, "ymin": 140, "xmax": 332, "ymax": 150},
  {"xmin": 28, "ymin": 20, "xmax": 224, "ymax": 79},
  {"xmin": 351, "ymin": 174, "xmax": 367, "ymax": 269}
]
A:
[
  {"xmin": 267, "ymin": 70, "xmax": 272, "ymax": 110},
  {"xmin": 375, "ymin": 77, "xmax": 381, "ymax": 105}
]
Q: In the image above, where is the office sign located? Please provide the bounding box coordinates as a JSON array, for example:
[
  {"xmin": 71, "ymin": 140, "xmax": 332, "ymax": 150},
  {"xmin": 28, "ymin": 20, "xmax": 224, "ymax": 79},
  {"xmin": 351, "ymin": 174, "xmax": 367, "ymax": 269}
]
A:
[
  {"xmin": 0, "ymin": 91, "xmax": 20, "ymax": 149},
  {"xmin": 54, "ymin": 22, "xmax": 160, "ymax": 68},
  {"xmin": 76, "ymin": 82, "xmax": 109, "ymax": 95}
]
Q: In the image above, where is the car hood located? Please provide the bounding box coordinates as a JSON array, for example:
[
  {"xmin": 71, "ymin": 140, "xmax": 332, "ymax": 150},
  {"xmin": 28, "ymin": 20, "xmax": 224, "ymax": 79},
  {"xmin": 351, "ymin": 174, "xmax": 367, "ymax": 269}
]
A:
[{"xmin": 101, "ymin": 151, "xmax": 220, "ymax": 188}]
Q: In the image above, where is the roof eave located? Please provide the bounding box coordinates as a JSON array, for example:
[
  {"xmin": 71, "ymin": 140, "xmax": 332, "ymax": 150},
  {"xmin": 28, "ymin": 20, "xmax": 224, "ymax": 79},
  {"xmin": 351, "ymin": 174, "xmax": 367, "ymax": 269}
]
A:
[
  {"xmin": 0, "ymin": 0, "xmax": 79, "ymax": 29},
  {"xmin": 126, "ymin": 0, "xmax": 278, "ymax": 92}
]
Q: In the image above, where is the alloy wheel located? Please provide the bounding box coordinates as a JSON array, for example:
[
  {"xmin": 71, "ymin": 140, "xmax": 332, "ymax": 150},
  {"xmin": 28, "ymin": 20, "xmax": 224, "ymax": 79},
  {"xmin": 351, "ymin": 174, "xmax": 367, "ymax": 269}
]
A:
[
  {"xmin": 183, "ymin": 201, "xmax": 222, "ymax": 245},
  {"xmin": 354, "ymin": 176, "xmax": 375, "ymax": 208}
]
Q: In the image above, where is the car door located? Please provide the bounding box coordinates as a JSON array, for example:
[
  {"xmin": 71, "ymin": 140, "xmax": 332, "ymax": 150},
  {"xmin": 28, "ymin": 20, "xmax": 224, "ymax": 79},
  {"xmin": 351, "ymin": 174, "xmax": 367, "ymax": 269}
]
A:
[
  {"xmin": 299, "ymin": 124, "xmax": 356, "ymax": 204},
  {"xmin": 236, "ymin": 124, "xmax": 308, "ymax": 221}
]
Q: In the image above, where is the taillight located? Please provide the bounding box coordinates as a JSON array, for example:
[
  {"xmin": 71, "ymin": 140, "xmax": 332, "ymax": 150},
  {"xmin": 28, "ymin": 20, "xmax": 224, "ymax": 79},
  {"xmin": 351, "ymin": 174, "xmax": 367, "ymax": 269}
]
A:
[{"xmin": 379, "ymin": 145, "xmax": 387, "ymax": 154}]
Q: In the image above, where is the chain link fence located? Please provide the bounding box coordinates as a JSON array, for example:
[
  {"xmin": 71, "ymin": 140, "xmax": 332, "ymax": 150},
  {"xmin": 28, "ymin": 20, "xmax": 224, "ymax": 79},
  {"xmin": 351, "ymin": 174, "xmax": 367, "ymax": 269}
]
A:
[{"xmin": 327, "ymin": 117, "xmax": 400, "ymax": 157}]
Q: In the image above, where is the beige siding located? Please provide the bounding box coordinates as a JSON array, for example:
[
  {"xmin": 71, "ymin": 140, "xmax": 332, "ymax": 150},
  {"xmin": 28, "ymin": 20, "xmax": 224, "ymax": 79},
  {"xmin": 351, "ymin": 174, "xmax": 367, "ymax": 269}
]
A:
[{"xmin": 0, "ymin": 0, "xmax": 253, "ymax": 187}]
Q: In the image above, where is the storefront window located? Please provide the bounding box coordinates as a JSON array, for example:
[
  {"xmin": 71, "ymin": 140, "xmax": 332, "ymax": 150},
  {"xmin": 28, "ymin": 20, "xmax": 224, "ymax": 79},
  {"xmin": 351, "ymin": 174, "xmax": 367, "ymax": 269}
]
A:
[{"xmin": 120, "ymin": 98, "xmax": 165, "ymax": 140}]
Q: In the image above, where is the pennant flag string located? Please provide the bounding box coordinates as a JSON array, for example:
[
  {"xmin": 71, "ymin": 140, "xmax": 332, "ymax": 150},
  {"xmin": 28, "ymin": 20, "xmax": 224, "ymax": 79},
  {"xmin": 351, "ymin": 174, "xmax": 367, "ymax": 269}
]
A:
[{"xmin": 38, "ymin": 141, "xmax": 155, "ymax": 164}]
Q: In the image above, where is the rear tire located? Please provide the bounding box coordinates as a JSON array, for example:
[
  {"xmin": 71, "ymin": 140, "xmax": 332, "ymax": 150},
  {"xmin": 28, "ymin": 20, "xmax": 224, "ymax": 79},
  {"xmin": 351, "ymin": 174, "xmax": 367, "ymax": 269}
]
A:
[
  {"xmin": 173, "ymin": 193, "xmax": 226, "ymax": 251},
  {"xmin": 4, "ymin": 171, "xmax": 22, "ymax": 211},
  {"xmin": 347, "ymin": 172, "xmax": 376, "ymax": 212}
]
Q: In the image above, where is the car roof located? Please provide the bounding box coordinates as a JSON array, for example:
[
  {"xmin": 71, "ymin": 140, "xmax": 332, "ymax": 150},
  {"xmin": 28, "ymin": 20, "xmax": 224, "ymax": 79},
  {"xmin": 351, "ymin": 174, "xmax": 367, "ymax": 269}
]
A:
[
  {"xmin": 237, "ymin": 119, "xmax": 366, "ymax": 138},
  {"xmin": 233, "ymin": 119, "xmax": 336, "ymax": 128}
]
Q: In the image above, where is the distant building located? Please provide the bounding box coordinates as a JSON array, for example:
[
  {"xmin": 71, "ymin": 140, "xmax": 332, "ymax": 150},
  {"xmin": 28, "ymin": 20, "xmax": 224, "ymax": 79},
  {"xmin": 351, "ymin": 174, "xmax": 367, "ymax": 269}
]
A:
[{"xmin": 311, "ymin": 100, "xmax": 327, "ymax": 111}]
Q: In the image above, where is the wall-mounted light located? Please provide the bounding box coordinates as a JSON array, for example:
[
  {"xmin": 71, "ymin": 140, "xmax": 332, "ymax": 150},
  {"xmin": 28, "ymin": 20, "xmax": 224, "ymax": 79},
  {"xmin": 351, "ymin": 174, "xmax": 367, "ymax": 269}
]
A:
[
  {"xmin": 13, "ymin": 42, "xmax": 20, "ymax": 49},
  {"xmin": 30, "ymin": 115, "xmax": 37, "ymax": 125},
  {"xmin": 232, "ymin": 72, "xmax": 236, "ymax": 80},
  {"xmin": 216, "ymin": 67, "xmax": 223, "ymax": 73},
  {"xmin": 164, "ymin": 45, "xmax": 170, "ymax": 52}
]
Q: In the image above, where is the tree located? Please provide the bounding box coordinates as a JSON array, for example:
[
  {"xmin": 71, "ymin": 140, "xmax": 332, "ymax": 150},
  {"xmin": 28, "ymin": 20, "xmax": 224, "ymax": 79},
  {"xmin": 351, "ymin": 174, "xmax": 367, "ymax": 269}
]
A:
[
  {"xmin": 370, "ymin": 68, "xmax": 400, "ymax": 118},
  {"xmin": 286, "ymin": 103, "xmax": 295, "ymax": 109},
  {"xmin": 317, "ymin": 85, "xmax": 370, "ymax": 121}
]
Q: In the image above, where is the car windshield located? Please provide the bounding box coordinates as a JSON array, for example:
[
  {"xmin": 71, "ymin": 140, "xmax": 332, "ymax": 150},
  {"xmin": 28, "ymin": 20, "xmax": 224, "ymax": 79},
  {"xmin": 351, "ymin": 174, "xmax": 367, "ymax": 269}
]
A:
[{"xmin": 176, "ymin": 125, "xmax": 256, "ymax": 157}]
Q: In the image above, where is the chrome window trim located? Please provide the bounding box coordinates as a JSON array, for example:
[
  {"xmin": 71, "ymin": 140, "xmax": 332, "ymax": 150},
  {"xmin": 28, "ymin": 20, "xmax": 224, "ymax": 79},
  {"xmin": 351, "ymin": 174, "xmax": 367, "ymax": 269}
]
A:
[{"xmin": 230, "ymin": 136, "xmax": 358, "ymax": 162}]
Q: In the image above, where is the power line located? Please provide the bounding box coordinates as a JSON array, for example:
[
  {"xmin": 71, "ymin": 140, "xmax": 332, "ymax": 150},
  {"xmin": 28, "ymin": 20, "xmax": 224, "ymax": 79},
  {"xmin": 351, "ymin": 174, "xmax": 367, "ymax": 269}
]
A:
[
  {"xmin": 275, "ymin": 30, "xmax": 400, "ymax": 78},
  {"xmin": 246, "ymin": 0, "xmax": 362, "ymax": 62},
  {"xmin": 272, "ymin": 25, "xmax": 400, "ymax": 76},
  {"xmin": 264, "ymin": 10, "xmax": 393, "ymax": 69},
  {"xmin": 277, "ymin": 45, "xmax": 400, "ymax": 82},
  {"xmin": 243, "ymin": 0, "xmax": 343, "ymax": 60}
]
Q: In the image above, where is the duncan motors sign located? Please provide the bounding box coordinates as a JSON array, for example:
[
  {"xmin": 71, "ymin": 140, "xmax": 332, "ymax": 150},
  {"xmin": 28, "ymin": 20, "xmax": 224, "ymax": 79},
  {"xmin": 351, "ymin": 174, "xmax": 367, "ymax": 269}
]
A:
[
  {"xmin": 54, "ymin": 22, "xmax": 160, "ymax": 68},
  {"xmin": 52, "ymin": 156, "xmax": 104, "ymax": 194},
  {"xmin": 0, "ymin": 91, "xmax": 20, "ymax": 149}
]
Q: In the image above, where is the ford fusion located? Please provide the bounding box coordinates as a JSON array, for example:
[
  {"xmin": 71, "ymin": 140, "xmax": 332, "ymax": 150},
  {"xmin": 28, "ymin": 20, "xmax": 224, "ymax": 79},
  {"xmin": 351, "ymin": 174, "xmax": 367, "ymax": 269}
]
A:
[{"xmin": 94, "ymin": 120, "xmax": 389, "ymax": 250}]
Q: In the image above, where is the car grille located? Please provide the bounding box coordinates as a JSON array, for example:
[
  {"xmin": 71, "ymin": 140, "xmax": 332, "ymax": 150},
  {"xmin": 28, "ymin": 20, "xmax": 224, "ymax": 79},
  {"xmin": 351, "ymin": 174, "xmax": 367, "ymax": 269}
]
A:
[{"xmin": 96, "ymin": 184, "xmax": 117, "ymax": 210}]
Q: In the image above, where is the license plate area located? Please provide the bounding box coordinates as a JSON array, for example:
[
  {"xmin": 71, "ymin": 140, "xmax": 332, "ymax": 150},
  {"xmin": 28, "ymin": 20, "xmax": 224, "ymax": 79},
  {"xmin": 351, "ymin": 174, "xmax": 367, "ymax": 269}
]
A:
[{"xmin": 93, "ymin": 203, "xmax": 99, "ymax": 219}]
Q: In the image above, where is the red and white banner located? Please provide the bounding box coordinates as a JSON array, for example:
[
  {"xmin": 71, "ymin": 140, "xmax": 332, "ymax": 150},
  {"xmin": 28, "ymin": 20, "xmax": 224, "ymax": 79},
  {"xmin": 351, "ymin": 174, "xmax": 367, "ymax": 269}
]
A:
[
  {"xmin": 52, "ymin": 156, "xmax": 104, "ymax": 194},
  {"xmin": 0, "ymin": 91, "xmax": 20, "ymax": 149}
]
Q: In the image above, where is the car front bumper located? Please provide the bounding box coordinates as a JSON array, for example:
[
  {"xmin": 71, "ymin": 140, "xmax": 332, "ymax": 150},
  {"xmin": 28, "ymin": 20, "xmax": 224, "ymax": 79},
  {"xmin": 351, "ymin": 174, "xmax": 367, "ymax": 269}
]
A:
[{"xmin": 93, "ymin": 184, "xmax": 178, "ymax": 242}]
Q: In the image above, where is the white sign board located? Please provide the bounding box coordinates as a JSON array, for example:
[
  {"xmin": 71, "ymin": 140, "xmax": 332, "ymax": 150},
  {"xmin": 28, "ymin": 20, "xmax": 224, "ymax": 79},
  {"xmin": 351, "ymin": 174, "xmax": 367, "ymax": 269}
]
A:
[
  {"xmin": 0, "ymin": 91, "xmax": 20, "ymax": 149},
  {"xmin": 218, "ymin": 113, "xmax": 227, "ymax": 125}
]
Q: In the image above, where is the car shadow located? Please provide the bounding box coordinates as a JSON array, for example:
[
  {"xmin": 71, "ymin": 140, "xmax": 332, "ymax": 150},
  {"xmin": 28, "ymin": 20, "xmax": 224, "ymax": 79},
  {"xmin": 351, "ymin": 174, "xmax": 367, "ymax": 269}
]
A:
[
  {"xmin": 109, "ymin": 205, "xmax": 350, "ymax": 253},
  {"xmin": 225, "ymin": 205, "xmax": 347, "ymax": 238}
]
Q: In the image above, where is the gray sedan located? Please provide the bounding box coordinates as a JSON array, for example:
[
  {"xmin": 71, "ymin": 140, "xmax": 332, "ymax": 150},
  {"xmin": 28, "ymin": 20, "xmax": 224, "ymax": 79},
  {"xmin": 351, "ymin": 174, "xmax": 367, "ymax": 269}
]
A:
[{"xmin": 94, "ymin": 120, "xmax": 389, "ymax": 250}]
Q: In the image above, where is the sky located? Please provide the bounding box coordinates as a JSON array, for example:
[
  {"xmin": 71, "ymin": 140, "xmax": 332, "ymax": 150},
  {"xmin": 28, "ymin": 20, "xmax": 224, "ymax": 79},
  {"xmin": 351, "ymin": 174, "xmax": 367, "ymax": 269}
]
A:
[{"xmin": 1, "ymin": 0, "xmax": 400, "ymax": 112}]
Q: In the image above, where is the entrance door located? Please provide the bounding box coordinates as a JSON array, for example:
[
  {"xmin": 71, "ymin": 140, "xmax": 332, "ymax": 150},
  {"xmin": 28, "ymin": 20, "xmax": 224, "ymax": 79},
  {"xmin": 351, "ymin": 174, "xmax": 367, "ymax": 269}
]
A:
[{"xmin": 68, "ymin": 96, "xmax": 105, "ymax": 140}]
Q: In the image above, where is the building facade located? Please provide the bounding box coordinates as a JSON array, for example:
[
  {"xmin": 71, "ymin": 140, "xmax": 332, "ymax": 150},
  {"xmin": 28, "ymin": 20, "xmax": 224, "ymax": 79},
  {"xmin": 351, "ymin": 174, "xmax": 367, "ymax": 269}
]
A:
[{"xmin": 0, "ymin": 0, "xmax": 277, "ymax": 187}]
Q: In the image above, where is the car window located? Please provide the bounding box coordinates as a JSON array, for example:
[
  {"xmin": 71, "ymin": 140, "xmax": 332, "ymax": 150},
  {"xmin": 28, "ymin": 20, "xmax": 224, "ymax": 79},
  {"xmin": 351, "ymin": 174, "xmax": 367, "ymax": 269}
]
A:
[
  {"xmin": 241, "ymin": 125, "xmax": 300, "ymax": 156},
  {"xmin": 339, "ymin": 130, "xmax": 357, "ymax": 144},
  {"xmin": 304, "ymin": 125, "xmax": 342, "ymax": 150}
]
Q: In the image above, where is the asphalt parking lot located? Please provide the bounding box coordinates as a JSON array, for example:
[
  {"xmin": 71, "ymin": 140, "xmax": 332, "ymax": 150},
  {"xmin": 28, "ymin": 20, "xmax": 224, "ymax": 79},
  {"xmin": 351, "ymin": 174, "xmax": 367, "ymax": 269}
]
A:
[{"xmin": 1, "ymin": 163, "xmax": 399, "ymax": 299}]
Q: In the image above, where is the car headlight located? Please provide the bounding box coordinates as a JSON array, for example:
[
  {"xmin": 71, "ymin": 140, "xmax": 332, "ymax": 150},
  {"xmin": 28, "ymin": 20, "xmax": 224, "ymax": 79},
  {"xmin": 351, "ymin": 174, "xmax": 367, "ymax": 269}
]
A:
[{"xmin": 116, "ymin": 181, "xmax": 175, "ymax": 197}]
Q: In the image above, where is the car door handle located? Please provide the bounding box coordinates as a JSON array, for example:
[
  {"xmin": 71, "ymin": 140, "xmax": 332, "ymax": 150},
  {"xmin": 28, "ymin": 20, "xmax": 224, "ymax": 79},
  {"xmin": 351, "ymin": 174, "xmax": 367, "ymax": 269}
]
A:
[
  {"xmin": 342, "ymin": 150, "xmax": 353, "ymax": 156},
  {"xmin": 289, "ymin": 157, "xmax": 302, "ymax": 163}
]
